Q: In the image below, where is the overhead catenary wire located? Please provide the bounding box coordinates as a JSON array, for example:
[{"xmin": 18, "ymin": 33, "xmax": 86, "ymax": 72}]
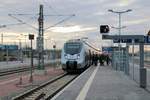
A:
[
  {"xmin": 7, "ymin": 4, "xmax": 75, "ymax": 40},
  {"xmin": 44, "ymin": 14, "xmax": 75, "ymax": 31},
  {"xmin": 8, "ymin": 13, "xmax": 75, "ymax": 31},
  {"xmin": 42, "ymin": 0, "xmax": 75, "ymax": 28},
  {"xmin": 0, "ymin": 22, "xmax": 26, "ymax": 29},
  {"xmin": 1, "ymin": 23, "xmax": 25, "ymax": 27},
  {"xmin": 8, "ymin": 14, "xmax": 38, "ymax": 30},
  {"xmin": 41, "ymin": 0, "xmax": 76, "ymax": 30},
  {"xmin": 43, "ymin": 0, "xmax": 59, "ymax": 14},
  {"xmin": 8, "ymin": 14, "xmax": 37, "ymax": 16}
]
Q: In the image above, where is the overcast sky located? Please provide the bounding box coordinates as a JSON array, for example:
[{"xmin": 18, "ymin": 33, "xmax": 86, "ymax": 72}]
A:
[{"xmin": 0, "ymin": 0, "xmax": 150, "ymax": 49}]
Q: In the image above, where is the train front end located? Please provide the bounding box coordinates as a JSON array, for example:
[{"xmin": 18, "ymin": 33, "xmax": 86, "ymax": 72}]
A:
[{"xmin": 61, "ymin": 41, "xmax": 86, "ymax": 72}]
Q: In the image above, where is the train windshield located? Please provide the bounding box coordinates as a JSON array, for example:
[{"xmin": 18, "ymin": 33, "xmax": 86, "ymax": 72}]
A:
[{"xmin": 65, "ymin": 42, "xmax": 82, "ymax": 55}]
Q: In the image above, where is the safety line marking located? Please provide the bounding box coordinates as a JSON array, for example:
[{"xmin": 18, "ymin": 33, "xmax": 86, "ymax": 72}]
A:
[
  {"xmin": 76, "ymin": 66, "xmax": 99, "ymax": 100},
  {"xmin": 51, "ymin": 66, "xmax": 93, "ymax": 100}
]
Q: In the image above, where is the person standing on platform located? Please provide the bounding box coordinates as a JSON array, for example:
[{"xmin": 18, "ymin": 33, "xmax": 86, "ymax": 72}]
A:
[
  {"xmin": 92, "ymin": 53, "xmax": 94, "ymax": 65},
  {"xmin": 99, "ymin": 54, "xmax": 104, "ymax": 66},
  {"xmin": 93, "ymin": 53, "xmax": 98, "ymax": 66}
]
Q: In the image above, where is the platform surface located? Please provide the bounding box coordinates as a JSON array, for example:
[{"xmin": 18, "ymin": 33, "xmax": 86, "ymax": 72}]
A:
[{"xmin": 52, "ymin": 65, "xmax": 150, "ymax": 100}]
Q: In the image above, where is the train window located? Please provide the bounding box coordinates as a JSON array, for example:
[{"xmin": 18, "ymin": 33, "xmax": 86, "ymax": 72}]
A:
[{"xmin": 64, "ymin": 43, "xmax": 82, "ymax": 55}]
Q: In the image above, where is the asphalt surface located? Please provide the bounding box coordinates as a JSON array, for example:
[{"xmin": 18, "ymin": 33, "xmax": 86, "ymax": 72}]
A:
[{"xmin": 52, "ymin": 65, "xmax": 150, "ymax": 100}]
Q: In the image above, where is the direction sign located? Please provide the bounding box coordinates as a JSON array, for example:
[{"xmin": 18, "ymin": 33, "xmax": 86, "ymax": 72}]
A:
[
  {"xmin": 102, "ymin": 47, "xmax": 112, "ymax": 53},
  {"xmin": 102, "ymin": 34, "xmax": 150, "ymax": 44}
]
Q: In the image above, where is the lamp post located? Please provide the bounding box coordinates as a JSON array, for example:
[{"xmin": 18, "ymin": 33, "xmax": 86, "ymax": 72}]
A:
[
  {"xmin": 108, "ymin": 9, "xmax": 132, "ymax": 70},
  {"xmin": 19, "ymin": 39, "xmax": 23, "ymax": 63},
  {"xmin": 108, "ymin": 9, "xmax": 132, "ymax": 43},
  {"xmin": 1, "ymin": 33, "xmax": 3, "ymax": 45}
]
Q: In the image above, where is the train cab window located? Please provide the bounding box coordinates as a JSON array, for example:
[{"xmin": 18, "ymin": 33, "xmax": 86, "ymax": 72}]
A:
[{"xmin": 64, "ymin": 42, "xmax": 82, "ymax": 55}]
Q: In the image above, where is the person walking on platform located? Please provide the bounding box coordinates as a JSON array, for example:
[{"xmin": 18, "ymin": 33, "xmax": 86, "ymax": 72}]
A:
[
  {"xmin": 92, "ymin": 53, "xmax": 94, "ymax": 65},
  {"xmin": 106, "ymin": 55, "xmax": 110, "ymax": 66},
  {"xmin": 96, "ymin": 54, "xmax": 99, "ymax": 66}
]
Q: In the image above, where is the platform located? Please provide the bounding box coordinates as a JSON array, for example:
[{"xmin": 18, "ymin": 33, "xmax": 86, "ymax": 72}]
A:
[{"xmin": 52, "ymin": 65, "xmax": 150, "ymax": 100}]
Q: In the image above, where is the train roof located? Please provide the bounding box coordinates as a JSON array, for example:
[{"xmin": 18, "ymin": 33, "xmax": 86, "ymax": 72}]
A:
[
  {"xmin": 66, "ymin": 39, "xmax": 82, "ymax": 43},
  {"xmin": 65, "ymin": 39, "xmax": 101, "ymax": 53}
]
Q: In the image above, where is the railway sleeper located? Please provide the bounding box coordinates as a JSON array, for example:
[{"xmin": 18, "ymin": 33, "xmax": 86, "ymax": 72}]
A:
[
  {"xmin": 24, "ymin": 98, "xmax": 34, "ymax": 100},
  {"xmin": 25, "ymin": 92, "xmax": 46, "ymax": 100},
  {"xmin": 35, "ymin": 92, "xmax": 46, "ymax": 100},
  {"xmin": 26, "ymin": 93, "xmax": 42, "ymax": 98}
]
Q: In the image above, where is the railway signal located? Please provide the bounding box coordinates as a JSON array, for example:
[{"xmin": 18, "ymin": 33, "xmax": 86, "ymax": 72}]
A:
[
  {"xmin": 53, "ymin": 45, "xmax": 56, "ymax": 49},
  {"xmin": 29, "ymin": 34, "xmax": 34, "ymax": 83},
  {"xmin": 100, "ymin": 25, "xmax": 110, "ymax": 33}
]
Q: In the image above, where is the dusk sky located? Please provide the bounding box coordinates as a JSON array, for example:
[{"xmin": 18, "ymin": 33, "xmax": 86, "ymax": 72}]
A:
[{"xmin": 0, "ymin": 0, "xmax": 150, "ymax": 49}]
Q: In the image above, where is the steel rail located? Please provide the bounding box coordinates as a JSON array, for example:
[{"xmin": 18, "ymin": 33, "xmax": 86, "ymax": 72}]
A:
[{"xmin": 12, "ymin": 73, "xmax": 78, "ymax": 100}]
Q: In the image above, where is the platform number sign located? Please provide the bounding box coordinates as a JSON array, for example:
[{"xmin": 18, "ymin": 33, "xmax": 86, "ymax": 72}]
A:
[{"xmin": 100, "ymin": 25, "xmax": 110, "ymax": 33}]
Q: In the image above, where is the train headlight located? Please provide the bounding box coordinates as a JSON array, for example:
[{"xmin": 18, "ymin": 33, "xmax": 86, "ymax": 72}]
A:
[{"xmin": 77, "ymin": 54, "xmax": 80, "ymax": 59}]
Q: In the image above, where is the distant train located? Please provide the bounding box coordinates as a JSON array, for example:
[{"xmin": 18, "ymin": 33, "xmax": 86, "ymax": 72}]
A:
[{"xmin": 61, "ymin": 39, "xmax": 99, "ymax": 72}]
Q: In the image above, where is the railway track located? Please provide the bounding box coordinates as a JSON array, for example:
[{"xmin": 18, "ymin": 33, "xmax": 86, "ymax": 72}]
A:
[
  {"xmin": 0, "ymin": 63, "xmax": 58, "ymax": 76},
  {"xmin": 0, "ymin": 67, "xmax": 30, "ymax": 76},
  {"xmin": 12, "ymin": 73, "xmax": 78, "ymax": 100}
]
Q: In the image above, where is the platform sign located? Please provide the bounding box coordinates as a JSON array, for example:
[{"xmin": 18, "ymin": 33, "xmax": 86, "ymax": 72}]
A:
[
  {"xmin": 140, "ymin": 36, "xmax": 150, "ymax": 43},
  {"xmin": 113, "ymin": 36, "xmax": 149, "ymax": 43},
  {"xmin": 102, "ymin": 34, "xmax": 150, "ymax": 44},
  {"xmin": 126, "ymin": 39, "xmax": 132, "ymax": 43},
  {"xmin": 146, "ymin": 36, "xmax": 150, "ymax": 43},
  {"xmin": 102, "ymin": 47, "xmax": 113, "ymax": 53},
  {"xmin": 113, "ymin": 39, "xmax": 120, "ymax": 43},
  {"xmin": 113, "ymin": 39, "xmax": 132, "ymax": 43},
  {"xmin": 134, "ymin": 38, "xmax": 141, "ymax": 43}
]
